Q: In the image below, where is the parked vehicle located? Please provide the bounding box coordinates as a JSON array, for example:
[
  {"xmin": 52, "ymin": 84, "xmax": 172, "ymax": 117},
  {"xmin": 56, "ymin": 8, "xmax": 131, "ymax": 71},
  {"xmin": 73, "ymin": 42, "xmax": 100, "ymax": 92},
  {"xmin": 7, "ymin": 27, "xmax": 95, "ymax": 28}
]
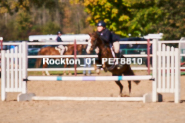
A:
[{"xmin": 119, "ymin": 37, "xmax": 149, "ymax": 54}]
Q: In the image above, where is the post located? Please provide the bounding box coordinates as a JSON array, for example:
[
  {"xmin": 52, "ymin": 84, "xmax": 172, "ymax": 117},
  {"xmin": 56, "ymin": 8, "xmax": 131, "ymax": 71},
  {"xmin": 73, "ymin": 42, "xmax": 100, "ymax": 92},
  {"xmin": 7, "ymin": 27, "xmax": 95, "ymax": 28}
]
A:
[
  {"xmin": 17, "ymin": 41, "xmax": 36, "ymax": 101},
  {"xmin": 74, "ymin": 39, "xmax": 77, "ymax": 76},
  {"xmin": 175, "ymin": 48, "xmax": 180, "ymax": 103},
  {"xmin": 22, "ymin": 41, "xmax": 28, "ymax": 93},
  {"xmin": 152, "ymin": 39, "xmax": 158, "ymax": 102},
  {"xmin": 1, "ymin": 50, "xmax": 6, "ymax": 101},
  {"xmin": 147, "ymin": 39, "xmax": 150, "ymax": 75}
]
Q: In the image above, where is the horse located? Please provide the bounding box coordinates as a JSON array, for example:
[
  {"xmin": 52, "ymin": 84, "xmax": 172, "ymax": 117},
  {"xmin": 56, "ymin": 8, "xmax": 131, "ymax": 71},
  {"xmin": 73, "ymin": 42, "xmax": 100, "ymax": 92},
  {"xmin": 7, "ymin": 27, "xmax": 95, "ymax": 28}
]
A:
[
  {"xmin": 35, "ymin": 44, "xmax": 85, "ymax": 75},
  {"xmin": 86, "ymin": 32, "xmax": 140, "ymax": 96}
]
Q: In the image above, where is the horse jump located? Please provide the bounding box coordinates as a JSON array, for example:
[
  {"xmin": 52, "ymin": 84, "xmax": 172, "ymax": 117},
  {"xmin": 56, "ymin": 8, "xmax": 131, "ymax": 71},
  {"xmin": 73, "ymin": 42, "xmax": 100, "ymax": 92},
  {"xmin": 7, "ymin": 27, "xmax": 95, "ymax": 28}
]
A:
[{"xmin": 1, "ymin": 39, "xmax": 181, "ymax": 103}]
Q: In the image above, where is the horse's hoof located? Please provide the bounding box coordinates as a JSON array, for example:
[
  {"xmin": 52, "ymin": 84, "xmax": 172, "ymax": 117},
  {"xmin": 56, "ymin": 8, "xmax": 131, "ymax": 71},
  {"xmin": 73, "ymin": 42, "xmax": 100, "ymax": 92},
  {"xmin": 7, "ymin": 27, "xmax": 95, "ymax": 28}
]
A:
[
  {"xmin": 63, "ymin": 73, "xmax": 67, "ymax": 76},
  {"xmin": 119, "ymin": 93, "xmax": 130, "ymax": 97},
  {"xmin": 96, "ymin": 69, "xmax": 100, "ymax": 74},
  {"xmin": 69, "ymin": 73, "xmax": 72, "ymax": 76},
  {"xmin": 103, "ymin": 67, "xmax": 108, "ymax": 72},
  {"xmin": 42, "ymin": 72, "xmax": 46, "ymax": 76}
]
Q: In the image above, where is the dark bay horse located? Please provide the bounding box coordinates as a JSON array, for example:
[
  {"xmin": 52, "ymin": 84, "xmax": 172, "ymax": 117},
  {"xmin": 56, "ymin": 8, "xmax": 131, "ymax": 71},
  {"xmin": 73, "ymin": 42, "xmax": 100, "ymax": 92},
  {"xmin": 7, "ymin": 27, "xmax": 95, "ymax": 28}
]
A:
[
  {"xmin": 86, "ymin": 32, "xmax": 140, "ymax": 96},
  {"xmin": 35, "ymin": 44, "xmax": 85, "ymax": 75}
]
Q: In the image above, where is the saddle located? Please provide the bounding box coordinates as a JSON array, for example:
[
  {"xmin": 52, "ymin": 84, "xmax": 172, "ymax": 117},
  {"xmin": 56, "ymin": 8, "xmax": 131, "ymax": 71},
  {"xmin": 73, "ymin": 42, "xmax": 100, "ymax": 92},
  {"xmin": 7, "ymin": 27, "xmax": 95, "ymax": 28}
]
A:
[
  {"xmin": 105, "ymin": 44, "xmax": 122, "ymax": 71},
  {"xmin": 55, "ymin": 46, "xmax": 68, "ymax": 55}
]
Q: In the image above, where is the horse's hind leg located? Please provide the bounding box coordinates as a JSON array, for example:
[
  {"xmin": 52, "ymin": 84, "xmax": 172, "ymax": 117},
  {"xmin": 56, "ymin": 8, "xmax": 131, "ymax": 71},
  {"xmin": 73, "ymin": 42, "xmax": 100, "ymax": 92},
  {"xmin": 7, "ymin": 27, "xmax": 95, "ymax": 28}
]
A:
[
  {"xmin": 115, "ymin": 81, "xmax": 123, "ymax": 97},
  {"xmin": 128, "ymin": 81, "xmax": 131, "ymax": 95},
  {"xmin": 123, "ymin": 65, "xmax": 140, "ymax": 95},
  {"xmin": 63, "ymin": 62, "xmax": 67, "ymax": 75}
]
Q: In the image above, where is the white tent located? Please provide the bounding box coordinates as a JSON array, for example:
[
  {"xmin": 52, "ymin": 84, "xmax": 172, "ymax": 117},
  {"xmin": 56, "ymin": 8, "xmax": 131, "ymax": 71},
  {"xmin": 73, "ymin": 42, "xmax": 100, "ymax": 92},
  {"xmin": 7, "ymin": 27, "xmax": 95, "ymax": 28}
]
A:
[{"xmin": 28, "ymin": 34, "xmax": 90, "ymax": 42}]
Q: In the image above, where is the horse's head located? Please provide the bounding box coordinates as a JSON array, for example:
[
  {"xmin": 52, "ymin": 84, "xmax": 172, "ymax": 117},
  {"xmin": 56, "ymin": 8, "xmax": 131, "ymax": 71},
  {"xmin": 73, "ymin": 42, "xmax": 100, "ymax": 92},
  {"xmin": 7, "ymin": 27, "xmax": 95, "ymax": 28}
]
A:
[
  {"xmin": 86, "ymin": 32, "xmax": 100, "ymax": 54},
  {"xmin": 76, "ymin": 44, "xmax": 84, "ymax": 55}
]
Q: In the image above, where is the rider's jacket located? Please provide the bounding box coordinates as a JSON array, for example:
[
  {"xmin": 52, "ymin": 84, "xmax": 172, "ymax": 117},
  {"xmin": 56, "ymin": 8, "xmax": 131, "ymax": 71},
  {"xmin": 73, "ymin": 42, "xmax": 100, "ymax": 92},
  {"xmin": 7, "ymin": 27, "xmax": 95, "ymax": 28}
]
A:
[
  {"xmin": 56, "ymin": 36, "xmax": 63, "ymax": 42},
  {"xmin": 97, "ymin": 28, "xmax": 112, "ymax": 43},
  {"xmin": 96, "ymin": 28, "xmax": 120, "ymax": 44}
]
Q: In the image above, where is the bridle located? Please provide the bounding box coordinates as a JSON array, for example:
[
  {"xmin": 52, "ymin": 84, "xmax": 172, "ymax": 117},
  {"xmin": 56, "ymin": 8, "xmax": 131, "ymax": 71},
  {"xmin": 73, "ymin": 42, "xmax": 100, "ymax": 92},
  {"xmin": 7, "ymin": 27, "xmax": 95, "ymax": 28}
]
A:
[{"xmin": 91, "ymin": 38, "xmax": 98, "ymax": 49}]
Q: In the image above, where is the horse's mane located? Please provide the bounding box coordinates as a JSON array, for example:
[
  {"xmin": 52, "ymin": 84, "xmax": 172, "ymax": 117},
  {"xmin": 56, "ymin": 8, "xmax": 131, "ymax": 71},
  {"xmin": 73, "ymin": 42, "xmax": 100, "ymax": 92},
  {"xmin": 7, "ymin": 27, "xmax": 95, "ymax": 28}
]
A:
[{"xmin": 91, "ymin": 32, "xmax": 110, "ymax": 47}]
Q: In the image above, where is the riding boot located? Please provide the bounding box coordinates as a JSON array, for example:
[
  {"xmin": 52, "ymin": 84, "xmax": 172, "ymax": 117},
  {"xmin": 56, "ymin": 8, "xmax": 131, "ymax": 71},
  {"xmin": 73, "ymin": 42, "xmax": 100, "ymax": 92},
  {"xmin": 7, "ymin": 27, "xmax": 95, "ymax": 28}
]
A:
[
  {"xmin": 58, "ymin": 45, "xmax": 65, "ymax": 55},
  {"xmin": 61, "ymin": 48, "xmax": 65, "ymax": 55},
  {"xmin": 115, "ymin": 52, "xmax": 122, "ymax": 69},
  {"xmin": 96, "ymin": 53, "xmax": 102, "ymax": 69}
]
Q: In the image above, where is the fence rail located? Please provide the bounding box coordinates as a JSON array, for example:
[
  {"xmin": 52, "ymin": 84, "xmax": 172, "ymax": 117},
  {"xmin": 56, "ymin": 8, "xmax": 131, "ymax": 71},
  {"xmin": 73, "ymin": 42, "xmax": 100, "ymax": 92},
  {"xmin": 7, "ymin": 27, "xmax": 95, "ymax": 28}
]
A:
[{"xmin": 2, "ymin": 40, "xmax": 185, "ymax": 72}]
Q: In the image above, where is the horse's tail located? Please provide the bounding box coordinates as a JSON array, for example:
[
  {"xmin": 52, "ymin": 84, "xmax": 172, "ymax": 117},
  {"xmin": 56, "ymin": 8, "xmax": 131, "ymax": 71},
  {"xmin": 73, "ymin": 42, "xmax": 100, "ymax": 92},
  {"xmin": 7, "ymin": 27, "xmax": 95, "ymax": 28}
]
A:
[{"xmin": 35, "ymin": 50, "xmax": 43, "ymax": 68}]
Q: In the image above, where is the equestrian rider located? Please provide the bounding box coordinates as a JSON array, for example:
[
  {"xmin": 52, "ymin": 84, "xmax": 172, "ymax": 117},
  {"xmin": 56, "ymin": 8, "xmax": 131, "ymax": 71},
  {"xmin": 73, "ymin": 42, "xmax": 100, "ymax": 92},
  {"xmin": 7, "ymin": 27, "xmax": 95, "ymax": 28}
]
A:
[
  {"xmin": 95, "ymin": 20, "xmax": 121, "ymax": 69},
  {"xmin": 56, "ymin": 31, "xmax": 65, "ymax": 55}
]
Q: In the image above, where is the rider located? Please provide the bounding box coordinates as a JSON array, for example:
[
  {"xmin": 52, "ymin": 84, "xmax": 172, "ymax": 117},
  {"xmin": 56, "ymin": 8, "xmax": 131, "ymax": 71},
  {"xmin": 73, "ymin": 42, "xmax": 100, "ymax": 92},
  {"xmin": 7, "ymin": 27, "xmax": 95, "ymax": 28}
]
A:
[
  {"xmin": 56, "ymin": 31, "xmax": 65, "ymax": 55},
  {"xmin": 95, "ymin": 20, "xmax": 121, "ymax": 69}
]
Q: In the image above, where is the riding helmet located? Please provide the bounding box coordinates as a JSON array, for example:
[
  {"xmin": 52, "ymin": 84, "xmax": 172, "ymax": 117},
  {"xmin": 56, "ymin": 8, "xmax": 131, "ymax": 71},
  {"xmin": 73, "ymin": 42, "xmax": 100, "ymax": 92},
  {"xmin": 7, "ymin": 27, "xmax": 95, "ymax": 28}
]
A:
[
  {"xmin": 97, "ymin": 20, "xmax": 106, "ymax": 27},
  {"xmin": 57, "ymin": 31, "xmax": 61, "ymax": 34}
]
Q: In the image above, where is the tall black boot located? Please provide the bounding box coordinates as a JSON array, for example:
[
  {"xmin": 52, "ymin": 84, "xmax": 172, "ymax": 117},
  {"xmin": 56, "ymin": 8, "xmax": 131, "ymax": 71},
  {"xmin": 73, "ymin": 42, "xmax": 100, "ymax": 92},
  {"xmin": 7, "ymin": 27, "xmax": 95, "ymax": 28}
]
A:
[
  {"xmin": 96, "ymin": 53, "xmax": 102, "ymax": 69},
  {"xmin": 115, "ymin": 52, "xmax": 121, "ymax": 69}
]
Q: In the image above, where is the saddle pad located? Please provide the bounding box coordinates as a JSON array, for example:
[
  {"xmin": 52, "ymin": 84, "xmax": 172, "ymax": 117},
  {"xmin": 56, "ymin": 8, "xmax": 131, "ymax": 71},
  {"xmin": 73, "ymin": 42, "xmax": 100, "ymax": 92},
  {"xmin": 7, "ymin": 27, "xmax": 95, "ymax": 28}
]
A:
[
  {"xmin": 55, "ymin": 47, "xmax": 61, "ymax": 53},
  {"xmin": 110, "ymin": 45, "xmax": 115, "ymax": 58}
]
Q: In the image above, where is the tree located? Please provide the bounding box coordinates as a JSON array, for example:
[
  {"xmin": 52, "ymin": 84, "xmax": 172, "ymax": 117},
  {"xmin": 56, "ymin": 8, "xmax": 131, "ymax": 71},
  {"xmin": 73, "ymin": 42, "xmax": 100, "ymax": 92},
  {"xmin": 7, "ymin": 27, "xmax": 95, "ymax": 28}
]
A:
[
  {"xmin": 128, "ymin": 0, "xmax": 185, "ymax": 39},
  {"xmin": 83, "ymin": 0, "xmax": 132, "ymax": 37},
  {"xmin": 126, "ymin": 0, "xmax": 163, "ymax": 37}
]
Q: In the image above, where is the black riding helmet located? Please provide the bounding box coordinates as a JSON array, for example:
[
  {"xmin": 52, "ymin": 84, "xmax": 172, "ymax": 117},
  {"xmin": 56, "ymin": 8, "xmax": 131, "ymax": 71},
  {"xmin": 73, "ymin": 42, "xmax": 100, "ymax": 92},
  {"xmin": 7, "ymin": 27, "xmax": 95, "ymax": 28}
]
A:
[
  {"xmin": 97, "ymin": 20, "xmax": 106, "ymax": 27},
  {"xmin": 57, "ymin": 31, "xmax": 61, "ymax": 34}
]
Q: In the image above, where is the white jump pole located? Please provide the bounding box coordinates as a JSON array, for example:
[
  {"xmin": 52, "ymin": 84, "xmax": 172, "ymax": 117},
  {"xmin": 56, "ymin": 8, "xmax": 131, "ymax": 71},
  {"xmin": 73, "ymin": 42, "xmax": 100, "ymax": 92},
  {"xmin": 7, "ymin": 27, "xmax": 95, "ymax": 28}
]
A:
[
  {"xmin": 175, "ymin": 48, "xmax": 180, "ymax": 103},
  {"xmin": 17, "ymin": 41, "xmax": 36, "ymax": 101},
  {"xmin": 22, "ymin": 41, "xmax": 28, "ymax": 93},
  {"xmin": 26, "ymin": 75, "xmax": 153, "ymax": 81},
  {"xmin": 152, "ymin": 39, "xmax": 158, "ymax": 102},
  {"xmin": 32, "ymin": 96, "xmax": 144, "ymax": 102},
  {"xmin": 1, "ymin": 50, "xmax": 6, "ymax": 101}
]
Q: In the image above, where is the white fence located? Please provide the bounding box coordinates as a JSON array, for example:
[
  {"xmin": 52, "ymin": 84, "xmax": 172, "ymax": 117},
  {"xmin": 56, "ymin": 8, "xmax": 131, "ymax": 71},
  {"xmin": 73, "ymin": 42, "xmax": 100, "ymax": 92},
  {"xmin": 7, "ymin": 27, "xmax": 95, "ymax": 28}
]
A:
[
  {"xmin": 2, "ymin": 40, "xmax": 185, "ymax": 71},
  {"xmin": 1, "ymin": 39, "xmax": 181, "ymax": 103}
]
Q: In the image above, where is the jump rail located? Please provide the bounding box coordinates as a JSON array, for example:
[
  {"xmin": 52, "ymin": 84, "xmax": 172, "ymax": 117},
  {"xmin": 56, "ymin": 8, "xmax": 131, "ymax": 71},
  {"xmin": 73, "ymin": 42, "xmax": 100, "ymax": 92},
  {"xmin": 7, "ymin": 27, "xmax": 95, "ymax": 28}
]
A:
[{"xmin": 25, "ymin": 75, "xmax": 153, "ymax": 81}]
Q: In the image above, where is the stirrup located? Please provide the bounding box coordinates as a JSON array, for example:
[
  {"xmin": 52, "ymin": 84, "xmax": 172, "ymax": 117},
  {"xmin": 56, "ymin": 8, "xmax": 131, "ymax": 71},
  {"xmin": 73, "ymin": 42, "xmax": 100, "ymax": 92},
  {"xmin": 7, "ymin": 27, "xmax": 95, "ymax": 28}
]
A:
[{"xmin": 114, "ymin": 58, "xmax": 121, "ymax": 69}]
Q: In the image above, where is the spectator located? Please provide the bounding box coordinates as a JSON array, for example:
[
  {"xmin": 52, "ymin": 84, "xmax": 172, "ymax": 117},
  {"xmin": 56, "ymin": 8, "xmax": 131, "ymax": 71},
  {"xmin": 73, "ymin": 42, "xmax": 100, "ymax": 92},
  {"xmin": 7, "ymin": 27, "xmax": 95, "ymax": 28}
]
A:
[
  {"xmin": 83, "ymin": 58, "xmax": 91, "ymax": 76},
  {"xmin": 56, "ymin": 31, "xmax": 65, "ymax": 55},
  {"xmin": 56, "ymin": 31, "xmax": 62, "ymax": 42},
  {"xmin": 83, "ymin": 43, "xmax": 91, "ymax": 75}
]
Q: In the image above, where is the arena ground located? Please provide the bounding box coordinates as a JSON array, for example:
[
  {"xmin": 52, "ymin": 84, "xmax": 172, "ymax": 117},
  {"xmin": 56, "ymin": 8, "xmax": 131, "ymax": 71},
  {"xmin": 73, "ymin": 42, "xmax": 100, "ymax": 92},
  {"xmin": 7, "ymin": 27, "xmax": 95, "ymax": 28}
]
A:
[{"xmin": 0, "ymin": 71, "xmax": 185, "ymax": 123}]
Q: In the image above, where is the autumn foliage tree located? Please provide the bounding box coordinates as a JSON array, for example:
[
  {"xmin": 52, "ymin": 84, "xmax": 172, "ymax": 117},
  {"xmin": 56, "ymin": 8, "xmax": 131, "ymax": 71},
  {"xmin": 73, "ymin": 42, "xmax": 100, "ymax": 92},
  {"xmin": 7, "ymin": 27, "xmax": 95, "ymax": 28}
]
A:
[
  {"xmin": 82, "ymin": 0, "xmax": 132, "ymax": 37},
  {"xmin": 1, "ymin": 0, "xmax": 185, "ymax": 40}
]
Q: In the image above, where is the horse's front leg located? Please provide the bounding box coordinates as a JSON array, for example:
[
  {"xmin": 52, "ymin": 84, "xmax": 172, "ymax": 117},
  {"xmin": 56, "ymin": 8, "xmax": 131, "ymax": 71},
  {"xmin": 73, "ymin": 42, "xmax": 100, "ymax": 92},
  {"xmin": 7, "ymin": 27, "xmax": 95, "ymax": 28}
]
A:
[
  {"xmin": 43, "ymin": 64, "xmax": 50, "ymax": 76},
  {"xmin": 68, "ymin": 64, "xmax": 72, "ymax": 75},
  {"xmin": 63, "ymin": 63, "xmax": 67, "ymax": 75}
]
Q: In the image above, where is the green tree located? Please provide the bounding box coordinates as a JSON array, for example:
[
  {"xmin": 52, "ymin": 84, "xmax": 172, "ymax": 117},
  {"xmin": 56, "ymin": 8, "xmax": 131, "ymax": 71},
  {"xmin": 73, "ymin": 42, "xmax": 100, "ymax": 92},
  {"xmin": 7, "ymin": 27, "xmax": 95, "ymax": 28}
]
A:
[
  {"xmin": 42, "ymin": 21, "xmax": 60, "ymax": 34},
  {"xmin": 157, "ymin": 0, "xmax": 185, "ymax": 39},
  {"xmin": 83, "ymin": 0, "xmax": 132, "ymax": 37},
  {"xmin": 127, "ymin": 0, "xmax": 162, "ymax": 37},
  {"xmin": 128, "ymin": 0, "xmax": 185, "ymax": 39},
  {"xmin": 15, "ymin": 10, "xmax": 33, "ymax": 40}
]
